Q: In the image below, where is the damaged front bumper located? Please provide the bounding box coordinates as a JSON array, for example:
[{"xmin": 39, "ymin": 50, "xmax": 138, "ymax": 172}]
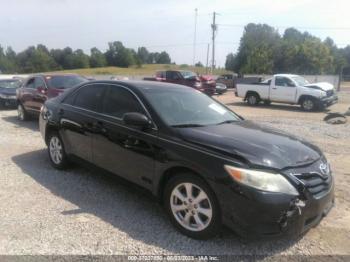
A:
[{"xmin": 215, "ymin": 175, "xmax": 335, "ymax": 238}]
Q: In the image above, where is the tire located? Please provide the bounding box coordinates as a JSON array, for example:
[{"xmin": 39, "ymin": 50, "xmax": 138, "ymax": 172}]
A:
[
  {"xmin": 17, "ymin": 103, "xmax": 29, "ymax": 121},
  {"xmin": 300, "ymin": 97, "xmax": 316, "ymax": 111},
  {"xmin": 47, "ymin": 132, "xmax": 68, "ymax": 169},
  {"xmin": 163, "ymin": 173, "xmax": 221, "ymax": 239},
  {"xmin": 246, "ymin": 93, "xmax": 260, "ymax": 106}
]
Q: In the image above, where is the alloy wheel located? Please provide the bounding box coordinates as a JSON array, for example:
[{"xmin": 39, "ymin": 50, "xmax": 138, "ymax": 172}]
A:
[
  {"xmin": 170, "ymin": 182, "xmax": 212, "ymax": 232},
  {"xmin": 17, "ymin": 105, "xmax": 24, "ymax": 120},
  {"xmin": 303, "ymin": 99, "xmax": 314, "ymax": 111},
  {"xmin": 49, "ymin": 136, "xmax": 63, "ymax": 165}
]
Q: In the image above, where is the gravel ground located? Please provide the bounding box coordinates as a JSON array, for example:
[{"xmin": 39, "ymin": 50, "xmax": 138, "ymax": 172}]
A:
[{"xmin": 0, "ymin": 91, "xmax": 349, "ymax": 257}]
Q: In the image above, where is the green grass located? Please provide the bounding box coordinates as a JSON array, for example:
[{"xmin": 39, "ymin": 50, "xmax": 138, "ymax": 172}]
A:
[{"xmin": 52, "ymin": 64, "xmax": 230, "ymax": 76}]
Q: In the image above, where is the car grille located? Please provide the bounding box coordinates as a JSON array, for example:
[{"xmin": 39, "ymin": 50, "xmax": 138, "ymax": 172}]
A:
[
  {"xmin": 293, "ymin": 172, "xmax": 332, "ymax": 199},
  {"xmin": 326, "ymin": 90, "xmax": 334, "ymax": 97}
]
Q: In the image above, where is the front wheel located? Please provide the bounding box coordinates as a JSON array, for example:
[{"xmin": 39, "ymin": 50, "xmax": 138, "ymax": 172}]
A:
[
  {"xmin": 17, "ymin": 104, "xmax": 29, "ymax": 121},
  {"xmin": 164, "ymin": 174, "xmax": 221, "ymax": 239},
  {"xmin": 48, "ymin": 132, "xmax": 68, "ymax": 169},
  {"xmin": 301, "ymin": 98, "xmax": 316, "ymax": 111}
]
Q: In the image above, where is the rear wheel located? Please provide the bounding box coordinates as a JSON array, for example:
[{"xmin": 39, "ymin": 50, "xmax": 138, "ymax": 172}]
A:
[
  {"xmin": 246, "ymin": 93, "xmax": 260, "ymax": 106},
  {"xmin": 48, "ymin": 132, "xmax": 68, "ymax": 169},
  {"xmin": 164, "ymin": 174, "xmax": 221, "ymax": 239},
  {"xmin": 301, "ymin": 98, "xmax": 316, "ymax": 111},
  {"xmin": 17, "ymin": 104, "xmax": 28, "ymax": 121}
]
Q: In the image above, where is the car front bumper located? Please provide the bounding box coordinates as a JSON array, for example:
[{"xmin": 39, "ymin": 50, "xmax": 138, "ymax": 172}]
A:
[
  {"xmin": 320, "ymin": 95, "xmax": 338, "ymax": 107},
  {"xmin": 0, "ymin": 97, "xmax": 17, "ymax": 107},
  {"xmin": 212, "ymin": 175, "xmax": 335, "ymax": 238}
]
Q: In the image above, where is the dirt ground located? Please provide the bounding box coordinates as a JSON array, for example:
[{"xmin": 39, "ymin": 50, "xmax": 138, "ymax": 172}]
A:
[{"xmin": 0, "ymin": 89, "xmax": 349, "ymax": 258}]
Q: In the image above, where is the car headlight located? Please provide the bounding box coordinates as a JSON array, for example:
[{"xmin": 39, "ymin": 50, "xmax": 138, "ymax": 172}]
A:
[
  {"xmin": 224, "ymin": 165, "xmax": 299, "ymax": 195},
  {"xmin": 194, "ymin": 82, "xmax": 202, "ymax": 88},
  {"xmin": 320, "ymin": 91, "xmax": 327, "ymax": 98}
]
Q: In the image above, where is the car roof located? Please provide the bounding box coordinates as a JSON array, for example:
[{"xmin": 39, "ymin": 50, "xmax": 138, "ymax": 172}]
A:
[
  {"xmin": 274, "ymin": 74, "xmax": 299, "ymax": 78},
  {"xmin": 86, "ymin": 80, "xmax": 190, "ymax": 92},
  {"xmin": 29, "ymin": 73, "xmax": 80, "ymax": 78}
]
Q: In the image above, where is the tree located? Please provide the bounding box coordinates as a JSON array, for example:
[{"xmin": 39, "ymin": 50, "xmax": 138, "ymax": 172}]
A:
[
  {"xmin": 105, "ymin": 41, "xmax": 135, "ymax": 67},
  {"xmin": 137, "ymin": 47, "xmax": 149, "ymax": 64},
  {"xmin": 89, "ymin": 47, "xmax": 107, "ymax": 68},
  {"xmin": 233, "ymin": 23, "xmax": 280, "ymax": 74},
  {"xmin": 225, "ymin": 53, "xmax": 235, "ymax": 71},
  {"xmin": 16, "ymin": 45, "xmax": 58, "ymax": 73},
  {"xmin": 156, "ymin": 51, "xmax": 171, "ymax": 64},
  {"xmin": 195, "ymin": 61, "xmax": 204, "ymax": 67}
]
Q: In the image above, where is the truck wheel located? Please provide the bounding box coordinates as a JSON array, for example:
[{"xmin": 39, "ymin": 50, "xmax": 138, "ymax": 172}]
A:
[
  {"xmin": 17, "ymin": 104, "xmax": 29, "ymax": 121},
  {"xmin": 164, "ymin": 173, "xmax": 221, "ymax": 239},
  {"xmin": 246, "ymin": 93, "xmax": 259, "ymax": 106},
  {"xmin": 301, "ymin": 98, "xmax": 316, "ymax": 111}
]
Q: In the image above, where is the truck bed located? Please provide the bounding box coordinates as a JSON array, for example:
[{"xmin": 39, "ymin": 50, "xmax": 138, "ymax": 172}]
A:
[{"xmin": 236, "ymin": 83, "xmax": 270, "ymax": 100}]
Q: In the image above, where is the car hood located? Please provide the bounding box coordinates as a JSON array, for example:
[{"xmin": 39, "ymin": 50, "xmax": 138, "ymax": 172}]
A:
[
  {"xmin": 0, "ymin": 87, "xmax": 16, "ymax": 95},
  {"xmin": 178, "ymin": 121, "xmax": 322, "ymax": 169},
  {"xmin": 304, "ymin": 82, "xmax": 334, "ymax": 91}
]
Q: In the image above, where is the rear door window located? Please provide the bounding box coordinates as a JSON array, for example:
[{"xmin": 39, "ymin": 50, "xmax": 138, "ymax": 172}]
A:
[{"xmin": 72, "ymin": 84, "xmax": 106, "ymax": 112}]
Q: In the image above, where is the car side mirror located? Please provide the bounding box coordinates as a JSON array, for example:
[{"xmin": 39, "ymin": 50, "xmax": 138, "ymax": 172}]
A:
[{"xmin": 123, "ymin": 112, "xmax": 152, "ymax": 129}]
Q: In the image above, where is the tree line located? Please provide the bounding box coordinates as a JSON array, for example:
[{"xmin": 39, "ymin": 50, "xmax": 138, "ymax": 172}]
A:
[
  {"xmin": 0, "ymin": 41, "xmax": 171, "ymax": 74},
  {"xmin": 225, "ymin": 23, "xmax": 350, "ymax": 75}
]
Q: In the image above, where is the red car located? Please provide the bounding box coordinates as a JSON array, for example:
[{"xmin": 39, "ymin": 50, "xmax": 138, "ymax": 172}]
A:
[
  {"xmin": 16, "ymin": 74, "xmax": 87, "ymax": 120},
  {"xmin": 144, "ymin": 70, "xmax": 216, "ymax": 96}
]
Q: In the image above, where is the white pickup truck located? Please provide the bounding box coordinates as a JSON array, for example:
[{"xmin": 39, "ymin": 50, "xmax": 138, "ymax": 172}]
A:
[{"xmin": 235, "ymin": 74, "xmax": 338, "ymax": 111}]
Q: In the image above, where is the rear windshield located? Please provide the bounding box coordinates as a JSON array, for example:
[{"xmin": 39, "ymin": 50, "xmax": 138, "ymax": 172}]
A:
[
  {"xmin": 0, "ymin": 79, "xmax": 22, "ymax": 88},
  {"xmin": 45, "ymin": 75, "xmax": 87, "ymax": 89}
]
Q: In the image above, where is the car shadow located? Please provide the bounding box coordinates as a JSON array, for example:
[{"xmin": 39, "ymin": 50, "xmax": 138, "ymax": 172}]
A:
[
  {"xmin": 12, "ymin": 149, "xmax": 301, "ymax": 256},
  {"xmin": 1, "ymin": 115, "xmax": 39, "ymax": 132},
  {"xmin": 226, "ymin": 101, "xmax": 331, "ymax": 114}
]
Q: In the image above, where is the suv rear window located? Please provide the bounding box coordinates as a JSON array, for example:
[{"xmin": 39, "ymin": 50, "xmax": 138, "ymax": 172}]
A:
[{"xmin": 45, "ymin": 75, "xmax": 87, "ymax": 89}]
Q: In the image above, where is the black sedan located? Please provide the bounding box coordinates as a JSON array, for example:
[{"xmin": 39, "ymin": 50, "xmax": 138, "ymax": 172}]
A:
[
  {"xmin": 0, "ymin": 79, "xmax": 22, "ymax": 108},
  {"xmin": 39, "ymin": 80, "xmax": 334, "ymax": 239}
]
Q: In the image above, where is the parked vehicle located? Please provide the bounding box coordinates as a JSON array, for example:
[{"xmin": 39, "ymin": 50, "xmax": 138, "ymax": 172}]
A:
[
  {"xmin": 215, "ymin": 83, "xmax": 227, "ymax": 95},
  {"xmin": 144, "ymin": 70, "xmax": 216, "ymax": 96},
  {"xmin": 16, "ymin": 74, "xmax": 87, "ymax": 120},
  {"xmin": 0, "ymin": 79, "xmax": 22, "ymax": 108},
  {"xmin": 40, "ymin": 80, "xmax": 334, "ymax": 239},
  {"xmin": 236, "ymin": 74, "xmax": 338, "ymax": 111},
  {"xmin": 216, "ymin": 74, "xmax": 237, "ymax": 89}
]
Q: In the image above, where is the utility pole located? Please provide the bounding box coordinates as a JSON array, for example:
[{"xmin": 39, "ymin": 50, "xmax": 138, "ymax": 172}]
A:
[
  {"xmin": 193, "ymin": 8, "xmax": 198, "ymax": 66},
  {"xmin": 206, "ymin": 43, "xmax": 210, "ymax": 74},
  {"xmin": 211, "ymin": 11, "xmax": 217, "ymax": 73}
]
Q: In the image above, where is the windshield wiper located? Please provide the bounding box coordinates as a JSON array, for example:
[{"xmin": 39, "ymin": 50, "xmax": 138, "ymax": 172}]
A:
[
  {"xmin": 171, "ymin": 124, "xmax": 205, "ymax": 128},
  {"xmin": 216, "ymin": 120, "xmax": 237, "ymax": 125}
]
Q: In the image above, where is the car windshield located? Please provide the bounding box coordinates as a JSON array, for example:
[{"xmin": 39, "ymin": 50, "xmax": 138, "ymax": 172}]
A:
[
  {"xmin": 180, "ymin": 71, "xmax": 197, "ymax": 79},
  {"xmin": 0, "ymin": 79, "xmax": 22, "ymax": 88},
  {"xmin": 45, "ymin": 75, "xmax": 87, "ymax": 89},
  {"xmin": 291, "ymin": 76, "xmax": 309, "ymax": 86},
  {"xmin": 143, "ymin": 88, "xmax": 241, "ymax": 127}
]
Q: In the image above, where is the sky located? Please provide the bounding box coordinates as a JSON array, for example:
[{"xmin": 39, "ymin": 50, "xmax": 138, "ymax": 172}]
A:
[{"xmin": 1, "ymin": 0, "xmax": 350, "ymax": 67}]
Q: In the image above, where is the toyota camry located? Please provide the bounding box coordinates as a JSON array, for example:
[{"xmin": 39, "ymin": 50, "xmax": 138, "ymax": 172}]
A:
[{"xmin": 39, "ymin": 80, "xmax": 334, "ymax": 239}]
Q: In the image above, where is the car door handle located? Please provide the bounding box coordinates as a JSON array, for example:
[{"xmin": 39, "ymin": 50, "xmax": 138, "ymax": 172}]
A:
[{"xmin": 272, "ymin": 87, "xmax": 277, "ymax": 89}]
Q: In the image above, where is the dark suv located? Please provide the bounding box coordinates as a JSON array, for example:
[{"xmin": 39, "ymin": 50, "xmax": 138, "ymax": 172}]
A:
[{"xmin": 16, "ymin": 74, "xmax": 87, "ymax": 120}]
